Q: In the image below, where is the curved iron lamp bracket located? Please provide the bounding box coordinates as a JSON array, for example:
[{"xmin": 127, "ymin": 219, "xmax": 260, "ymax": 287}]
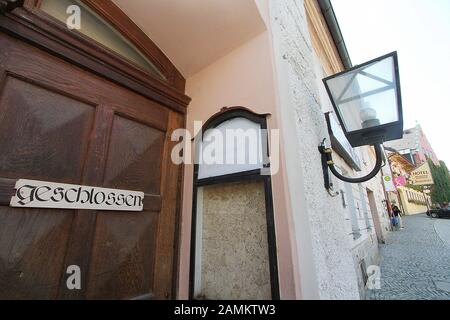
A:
[{"xmin": 318, "ymin": 140, "xmax": 383, "ymax": 190}]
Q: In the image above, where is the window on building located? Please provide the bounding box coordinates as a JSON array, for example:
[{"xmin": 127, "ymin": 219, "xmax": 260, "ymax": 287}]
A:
[
  {"xmin": 340, "ymin": 169, "xmax": 361, "ymax": 240},
  {"xmin": 358, "ymin": 184, "xmax": 371, "ymax": 231}
]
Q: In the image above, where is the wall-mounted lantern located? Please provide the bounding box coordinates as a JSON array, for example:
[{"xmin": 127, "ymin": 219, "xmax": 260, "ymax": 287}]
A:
[{"xmin": 319, "ymin": 52, "xmax": 403, "ymax": 188}]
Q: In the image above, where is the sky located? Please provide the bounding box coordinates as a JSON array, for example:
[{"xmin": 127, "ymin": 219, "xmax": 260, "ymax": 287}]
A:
[{"xmin": 331, "ymin": 0, "xmax": 450, "ymax": 165}]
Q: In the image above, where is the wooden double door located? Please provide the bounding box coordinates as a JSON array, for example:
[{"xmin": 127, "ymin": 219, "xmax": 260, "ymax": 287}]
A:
[{"xmin": 0, "ymin": 32, "xmax": 184, "ymax": 299}]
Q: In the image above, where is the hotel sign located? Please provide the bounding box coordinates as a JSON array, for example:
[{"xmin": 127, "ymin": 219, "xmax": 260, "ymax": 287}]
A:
[
  {"xmin": 410, "ymin": 162, "xmax": 434, "ymax": 186},
  {"xmin": 10, "ymin": 179, "xmax": 144, "ymax": 211}
]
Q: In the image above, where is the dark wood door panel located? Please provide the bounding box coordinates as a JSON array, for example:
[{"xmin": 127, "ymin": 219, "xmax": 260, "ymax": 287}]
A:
[
  {"xmin": 0, "ymin": 207, "xmax": 73, "ymax": 299},
  {"xmin": 0, "ymin": 75, "xmax": 95, "ymax": 183},
  {"xmin": 102, "ymin": 114, "xmax": 165, "ymax": 195},
  {"xmin": 86, "ymin": 111, "xmax": 166, "ymax": 299},
  {"xmin": 0, "ymin": 34, "xmax": 170, "ymax": 124},
  {"xmin": 86, "ymin": 210, "xmax": 159, "ymax": 300},
  {"xmin": 0, "ymin": 30, "xmax": 184, "ymax": 300},
  {"xmin": 0, "ymin": 68, "xmax": 96, "ymax": 299}
]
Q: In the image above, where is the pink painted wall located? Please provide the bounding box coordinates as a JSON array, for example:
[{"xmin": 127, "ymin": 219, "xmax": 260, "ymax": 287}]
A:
[
  {"xmin": 418, "ymin": 126, "xmax": 439, "ymax": 165},
  {"xmin": 178, "ymin": 31, "xmax": 300, "ymax": 299}
]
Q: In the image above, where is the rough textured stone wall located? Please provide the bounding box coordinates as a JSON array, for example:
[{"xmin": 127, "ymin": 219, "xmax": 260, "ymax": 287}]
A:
[{"xmin": 268, "ymin": 0, "xmax": 360, "ymax": 299}]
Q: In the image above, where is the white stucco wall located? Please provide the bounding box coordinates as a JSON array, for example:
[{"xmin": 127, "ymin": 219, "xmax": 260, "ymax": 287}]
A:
[
  {"xmin": 266, "ymin": 0, "xmax": 361, "ymax": 299},
  {"xmin": 264, "ymin": 0, "xmax": 392, "ymax": 299}
]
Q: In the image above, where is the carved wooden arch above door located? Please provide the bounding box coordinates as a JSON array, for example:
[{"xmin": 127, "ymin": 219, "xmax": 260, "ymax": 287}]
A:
[{"xmin": 0, "ymin": 0, "xmax": 190, "ymax": 112}]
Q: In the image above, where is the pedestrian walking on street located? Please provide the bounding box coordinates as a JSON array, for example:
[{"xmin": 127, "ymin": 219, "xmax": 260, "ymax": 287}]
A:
[{"xmin": 392, "ymin": 204, "xmax": 402, "ymax": 231}]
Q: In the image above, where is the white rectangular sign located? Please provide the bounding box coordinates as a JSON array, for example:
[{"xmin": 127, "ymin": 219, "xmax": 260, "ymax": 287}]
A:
[
  {"xmin": 10, "ymin": 179, "xmax": 144, "ymax": 211},
  {"xmin": 328, "ymin": 113, "xmax": 362, "ymax": 171},
  {"xmin": 383, "ymin": 175, "xmax": 396, "ymax": 192}
]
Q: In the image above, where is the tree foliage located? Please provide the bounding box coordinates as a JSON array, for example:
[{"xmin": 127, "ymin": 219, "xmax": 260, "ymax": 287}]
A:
[
  {"xmin": 405, "ymin": 184, "xmax": 423, "ymax": 192},
  {"xmin": 428, "ymin": 159, "xmax": 450, "ymax": 205}
]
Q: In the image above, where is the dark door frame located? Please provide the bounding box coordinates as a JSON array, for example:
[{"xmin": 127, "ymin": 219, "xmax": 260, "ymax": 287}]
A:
[{"xmin": 189, "ymin": 107, "xmax": 280, "ymax": 300}]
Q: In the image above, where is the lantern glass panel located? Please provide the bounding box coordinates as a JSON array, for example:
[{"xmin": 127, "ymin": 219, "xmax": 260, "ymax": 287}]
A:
[{"xmin": 325, "ymin": 55, "xmax": 399, "ymax": 133}]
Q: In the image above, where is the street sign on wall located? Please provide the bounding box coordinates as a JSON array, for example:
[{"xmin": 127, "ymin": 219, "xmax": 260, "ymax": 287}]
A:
[
  {"xmin": 10, "ymin": 179, "xmax": 144, "ymax": 211},
  {"xmin": 383, "ymin": 175, "xmax": 396, "ymax": 192},
  {"xmin": 394, "ymin": 176, "xmax": 407, "ymax": 187}
]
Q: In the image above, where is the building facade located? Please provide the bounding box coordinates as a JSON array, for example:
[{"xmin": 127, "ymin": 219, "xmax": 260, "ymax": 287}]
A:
[
  {"xmin": 385, "ymin": 124, "xmax": 439, "ymax": 166},
  {"xmin": 397, "ymin": 187, "xmax": 431, "ymax": 215},
  {"xmin": 385, "ymin": 151, "xmax": 431, "ymax": 215},
  {"xmin": 0, "ymin": 0, "xmax": 391, "ymax": 300}
]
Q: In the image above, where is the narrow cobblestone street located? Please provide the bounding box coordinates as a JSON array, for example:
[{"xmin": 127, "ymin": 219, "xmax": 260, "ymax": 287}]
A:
[{"xmin": 369, "ymin": 214, "xmax": 450, "ymax": 300}]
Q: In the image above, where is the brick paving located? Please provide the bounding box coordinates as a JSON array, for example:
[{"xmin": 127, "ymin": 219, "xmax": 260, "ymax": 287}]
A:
[{"xmin": 368, "ymin": 214, "xmax": 450, "ymax": 300}]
